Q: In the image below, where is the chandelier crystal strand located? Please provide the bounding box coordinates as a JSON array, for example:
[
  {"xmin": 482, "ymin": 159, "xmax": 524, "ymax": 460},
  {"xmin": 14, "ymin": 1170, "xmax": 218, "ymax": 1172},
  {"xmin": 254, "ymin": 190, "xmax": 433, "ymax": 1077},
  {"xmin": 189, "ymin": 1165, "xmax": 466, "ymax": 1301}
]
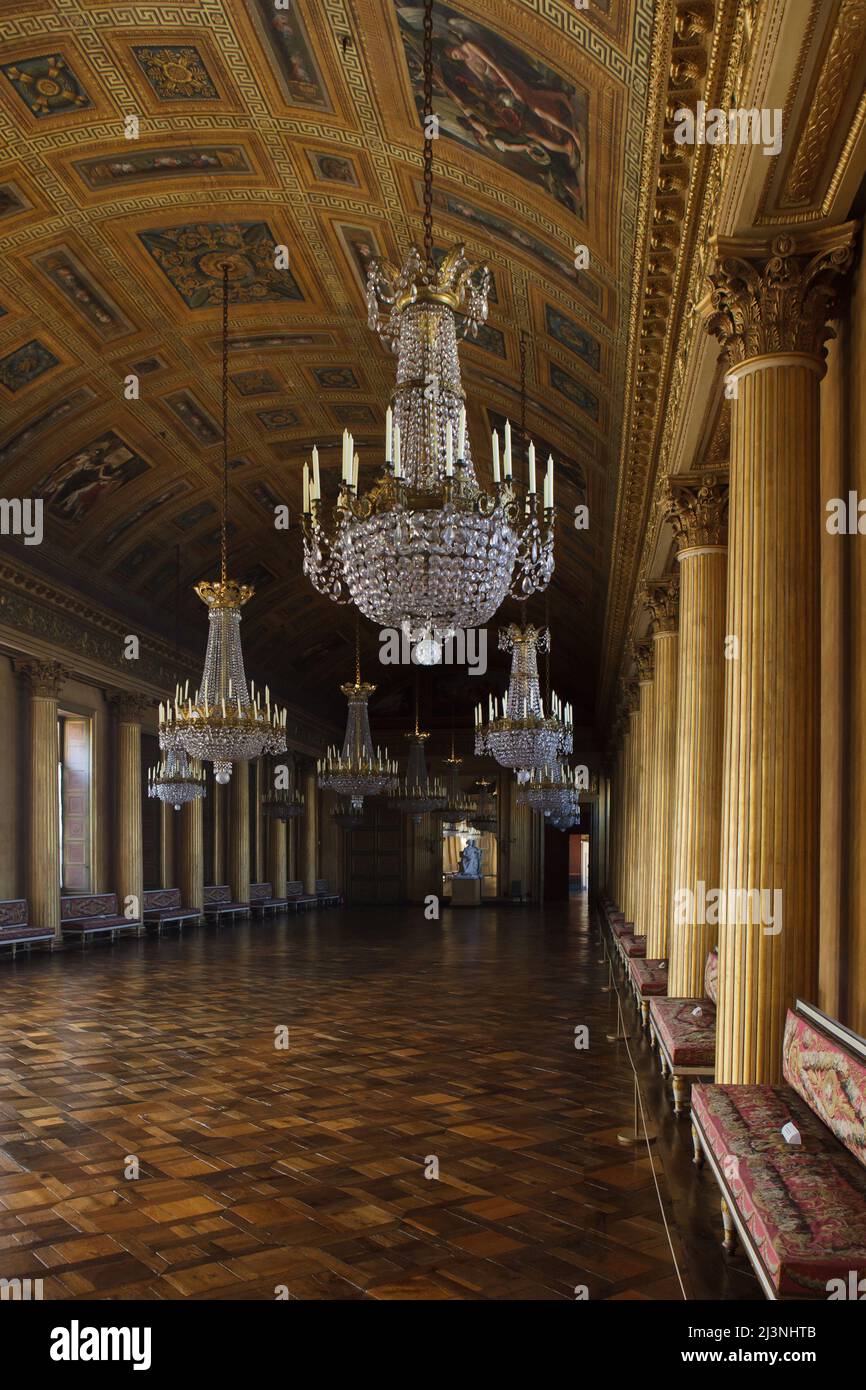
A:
[
  {"xmin": 151, "ymin": 546, "xmax": 206, "ymax": 810},
  {"xmin": 517, "ymin": 763, "xmax": 583, "ymax": 821},
  {"xmin": 159, "ymin": 263, "xmax": 287, "ymax": 782},
  {"xmin": 390, "ymin": 680, "xmax": 446, "ymax": 821},
  {"xmin": 301, "ymin": 0, "xmax": 554, "ymax": 646},
  {"xmin": 475, "ymin": 623, "xmax": 572, "ymax": 781},
  {"xmin": 318, "ymin": 623, "xmax": 397, "ymax": 812}
]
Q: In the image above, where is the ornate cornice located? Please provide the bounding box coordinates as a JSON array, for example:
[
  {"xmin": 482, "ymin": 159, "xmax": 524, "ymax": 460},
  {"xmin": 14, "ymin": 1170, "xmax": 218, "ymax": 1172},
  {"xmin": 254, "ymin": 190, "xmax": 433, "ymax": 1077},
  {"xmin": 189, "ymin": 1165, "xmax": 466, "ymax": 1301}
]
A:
[
  {"xmin": 664, "ymin": 471, "xmax": 729, "ymax": 550},
  {"xmin": 644, "ymin": 574, "xmax": 680, "ymax": 634},
  {"xmin": 705, "ymin": 225, "xmax": 858, "ymax": 365},
  {"xmin": 16, "ymin": 658, "xmax": 68, "ymax": 699}
]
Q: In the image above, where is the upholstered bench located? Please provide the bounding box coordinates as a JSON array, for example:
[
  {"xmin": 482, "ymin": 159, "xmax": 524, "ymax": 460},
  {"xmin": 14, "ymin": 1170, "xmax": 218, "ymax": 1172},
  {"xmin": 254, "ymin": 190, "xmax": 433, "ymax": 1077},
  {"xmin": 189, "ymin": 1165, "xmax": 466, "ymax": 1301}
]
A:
[
  {"xmin": 629, "ymin": 956, "xmax": 668, "ymax": 1029},
  {"xmin": 692, "ymin": 1000, "xmax": 866, "ymax": 1300},
  {"xmin": 649, "ymin": 948, "xmax": 718, "ymax": 1113},
  {"xmin": 286, "ymin": 881, "xmax": 318, "ymax": 912},
  {"xmin": 0, "ymin": 899, "xmax": 54, "ymax": 957},
  {"xmin": 203, "ymin": 885, "xmax": 248, "ymax": 923},
  {"xmin": 249, "ymin": 882, "xmax": 288, "ymax": 914},
  {"xmin": 616, "ymin": 932, "xmax": 646, "ymax": 969},
  {"xmin": 315, "ymin": 879, "xmax": 342, "ymax": 907},
  {"xmin": 60, "ymin": 893, "xmax": 141, "ymax": 944},
  {"xmin": 142, "ymin": 888, "xmax": 203, "ymax": 933}
]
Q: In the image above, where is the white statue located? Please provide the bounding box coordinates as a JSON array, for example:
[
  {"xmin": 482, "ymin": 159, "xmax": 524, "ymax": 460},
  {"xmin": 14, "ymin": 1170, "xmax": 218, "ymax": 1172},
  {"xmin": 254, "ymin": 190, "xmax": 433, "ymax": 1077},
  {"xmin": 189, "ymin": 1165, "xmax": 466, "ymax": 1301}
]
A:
[{"xmin": 457, "ymin": 842, "xmax": 482, "ymax": 878}]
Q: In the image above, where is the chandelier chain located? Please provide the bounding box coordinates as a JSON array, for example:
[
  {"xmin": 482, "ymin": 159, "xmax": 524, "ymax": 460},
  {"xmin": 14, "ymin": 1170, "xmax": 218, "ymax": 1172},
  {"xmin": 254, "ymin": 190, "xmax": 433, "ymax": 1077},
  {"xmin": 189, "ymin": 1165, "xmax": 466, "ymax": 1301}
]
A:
[
  {"xmin": 422, "ymin": 0, "xmax": 434, "ymax": 270},
  {"xmin": 220, "ymin": 263, "xmax": 229, "ymax": 585}
]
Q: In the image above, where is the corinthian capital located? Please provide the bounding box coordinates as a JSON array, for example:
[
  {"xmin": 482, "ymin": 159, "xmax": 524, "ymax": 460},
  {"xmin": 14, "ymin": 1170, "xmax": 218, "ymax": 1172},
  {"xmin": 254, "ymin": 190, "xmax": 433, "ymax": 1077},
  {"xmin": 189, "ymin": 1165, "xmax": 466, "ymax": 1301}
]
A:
[
  {"xmin": 16, "ymin": 658, "xmax": 68, "ymax": 698},
  {"xmin": 663, "ymin": 471, "xmax": 729, "ymax": 550},
  {"xmin": 705, "ymin": 224, "xmax": 857, "ymax": 365},
  {"xmin": 106, "ymin": 688, "xmax": 150, "ymax": 723},
  {"xmin": 633, "ymin": 639, "xmax": 654, "ymax": 683},
  {"xmin": 644, "ymin": 575, "xmax": 680, "ymax": 635}
]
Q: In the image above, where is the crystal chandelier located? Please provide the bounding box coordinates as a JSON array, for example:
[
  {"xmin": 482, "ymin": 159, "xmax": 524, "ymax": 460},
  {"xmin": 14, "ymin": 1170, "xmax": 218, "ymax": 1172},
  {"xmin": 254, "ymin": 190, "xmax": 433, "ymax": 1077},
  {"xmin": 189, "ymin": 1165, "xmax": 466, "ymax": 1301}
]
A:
[
  {"xmin": 436, "ymin": 736, "xmax": 477, "ymax": 837},
  {"xmin": 147, "ymin": 744, "xmax": 205, "ymax": 812},
  {"xmin": 475, "ymin": 624, "xmax": 572, "ymax": 781},
  {"xmin": 517, "ymin": 764, "xmax": 584, "ymax": 821},
  {"xmin": 262, "ymin": 757, "xmax": 304, "ymax": 820},
  {"xmin": 468, "ymin": 778, "xmax": 498, "ymax": 836},
  {"xmin": 300, "ymin": 0, "xmax": 554, "ymax": 653},
  {"xmin": 158, "ymin": 265, "xmax": 286, "ymax": 784},
  {"xmin": 318, "ymin": 628, "xmax": 397, "ymax": 812},
  {"xmin": 331, "ymin": 801, "xmax": 366, "ymax": 830},
  {"xmin": 390, "ymin": 690, "xmax": 446, "ymax": 822}
]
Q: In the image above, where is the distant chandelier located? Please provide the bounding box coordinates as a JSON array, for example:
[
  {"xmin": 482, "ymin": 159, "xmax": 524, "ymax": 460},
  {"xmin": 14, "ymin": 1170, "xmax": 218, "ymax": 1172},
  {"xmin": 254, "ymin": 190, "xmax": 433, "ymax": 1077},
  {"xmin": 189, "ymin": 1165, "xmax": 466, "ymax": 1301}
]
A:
[
  {"xmin": 548, "ymin": 795, "xmax": 582, "ymax": 831},
  {"xmin": 159, "ymin": 265, "xmax": 286, "ymax": 784},
  {"xmin": 437, "ymin": 738, "xmax": 477, "ymax": 837},
  {"xmin": 318, "ymin": 627, "xmax": 397, "ymax": 812},
  {"xmin": 331, "ymin": 801, "xmax": 366, "ymax": 830},
  {"xmin": 390, "ymin": 690, "xmax": 446, "ymax": 822},
  {"xmin": 475, "ymin": 625, "xmax": 572, "ymax": 781},
  {"xmin": 262, "ymin": 757, "xmax": 304, "ymax": 820},
  {"xmin": 468, "ymin": 778, "xmax": 498, "ymax": 836},
  {"xmin": 517, "ymin": 764, "xmax": 583, "ymax": 822},
  {"xmin": 147, "ymin": 744, "xmax": 205, "ymax": 812},
  {"xmin": 300, "ymin": 0, "xmax": 554, "ymax": 652}
]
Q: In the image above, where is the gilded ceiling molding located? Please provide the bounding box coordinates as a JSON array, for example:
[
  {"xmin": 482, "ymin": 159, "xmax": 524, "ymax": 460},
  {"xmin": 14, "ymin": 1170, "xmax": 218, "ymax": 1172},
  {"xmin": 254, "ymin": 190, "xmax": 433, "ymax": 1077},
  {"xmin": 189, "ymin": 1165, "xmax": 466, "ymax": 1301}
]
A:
[
  {"xmin": 705, "ymin": 225, "xmax": 858, "ymax": 364},
  {"xmin": 644, "ymin": 574, "xmax": 680, "ymax": 634},
  {"xmin": 600, "ymin": 0, "xmax": 775, "ymax": 714},
  {"xmin": 15, "ymin": 657, "xmax": 69, "ymax": 699},
  {"xmin": 663, "ymin": 471, "xmax": 729, "ymax": 550}
]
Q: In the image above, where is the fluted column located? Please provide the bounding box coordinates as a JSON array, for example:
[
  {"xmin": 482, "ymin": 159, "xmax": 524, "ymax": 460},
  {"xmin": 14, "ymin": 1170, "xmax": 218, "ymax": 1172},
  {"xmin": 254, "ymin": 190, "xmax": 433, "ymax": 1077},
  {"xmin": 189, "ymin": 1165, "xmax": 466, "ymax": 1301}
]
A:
[
  {"xmin": 107, "ymin": 690, "xmax": 147, "ymax": 919},
  {"xmin": 213, "ymin": 781, "xmax": 226, "ymax": 884},
  {"xmin": 706, "ymin": 225, "xmax": 856, "ymax": 1083},
  {"xmin": 633, "ymin": 644, "xmax": 654, "ymax": 937},
  {"xmin": 179, "ymin": 764, "xmax": 204, "ymax": 911},
  {"xmin": 229, "ymin": 764, "xmax": 250, "ymax": 905},
  {"xmin": 665, "ymin": 474, "xmax": 729, "ymax": 995},
  {"xmin": 643, "ymin": 578, "xmax": 679, "ymax": 958},
  {"xmin": 267, "ymin": 815, "xmax": 287, "ymax": 899},
  {"xmin": 18, "ymin": 661, "xmax": 67, "ymax": 939},
  {"xmin": 254, "ymin": 758, "xmax": 265, "ymax": 883},
  {"xmin": 620, "ymin": 688, "xmax": 639, "ymax": 919},
  {"xmin": 160, "ymin": 802, "xmax": 175, "ymax": 888},
  {"xmin": 303, "ymin": 767, "xmax": 318, "ymax": 895}
]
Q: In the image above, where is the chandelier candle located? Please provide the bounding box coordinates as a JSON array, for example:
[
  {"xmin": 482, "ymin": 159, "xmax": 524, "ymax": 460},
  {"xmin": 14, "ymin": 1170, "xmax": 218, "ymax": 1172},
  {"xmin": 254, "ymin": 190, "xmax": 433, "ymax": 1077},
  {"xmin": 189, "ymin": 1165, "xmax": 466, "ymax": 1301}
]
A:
[{"xmin": 475, "ymin": 624, "xmax": 572, "ymax": 782}]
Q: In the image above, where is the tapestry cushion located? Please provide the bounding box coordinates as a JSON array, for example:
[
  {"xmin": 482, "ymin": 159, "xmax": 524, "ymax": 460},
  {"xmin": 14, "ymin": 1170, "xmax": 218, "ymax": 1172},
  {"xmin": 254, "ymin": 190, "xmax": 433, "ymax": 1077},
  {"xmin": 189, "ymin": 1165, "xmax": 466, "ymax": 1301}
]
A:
[
  {"xmin": 611, "ymin": 919, "xmax": 633, "ymax": 938},
  {"xmin": 286, "ymin": 882, "xmax": 316, "ymax": 899},
  {"xmin": 704, "ymin": 947, "xmax": 719, "ymax": 1004},
  {"xmin": 142, "ymin": 889, "xmax": 181, "ymax": 911},
  {"xmin": 650, "ymin": 996, "xmax": 716, "ymax": 1068},
  {"xmin": 0, "ymin": 899, "xmax": 27, "ymax": 928},
  {"xmin": 60, "ymin": 893, "xmax": 118, "ymax": 920},
  {"xmin": 0, "ymin": 923, "xmax": 52, "ymax": 941},
  {"xmin": 621, "ymin": 933, "xmax": 646, "ymax": 959},
  {"xmin": 204, "ymin": 885, "xmax": 231, "ymax": 904},
  {"xmin": 629, "ymin": 957, "xmax": 668, "ymax": 997},
  {"xmin": 249, "ymin": 883, "xmax": 272, "ymax": 902},
  {"xmin": 782, "ymin": 1009, "xmax": 866, "ymax": 1170},
  {"xmin": 62, "ymin": 915, "xmax": 131, "ymax": 932},
  {"xmin": 692, "ymin": 1081, "xmax": 866, "ymax": 1296}
]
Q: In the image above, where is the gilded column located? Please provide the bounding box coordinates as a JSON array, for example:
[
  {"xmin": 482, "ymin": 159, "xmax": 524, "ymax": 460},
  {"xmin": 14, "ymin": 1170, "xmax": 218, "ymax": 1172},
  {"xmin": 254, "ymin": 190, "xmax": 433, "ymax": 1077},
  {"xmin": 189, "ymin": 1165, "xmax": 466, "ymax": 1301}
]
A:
[
  {"xmin": 160, "ymin": 802, "xmax": 175, "ymax": 888},
  {"xmin": 267, "ymin": 814, "xmax": 287, "ymax": 899},
  {"xmin": 18, "ymin": 661, "xmax": 67, "ymax": 940},
  {"xmin": 706, "ymin": 226, "xmax": 856, "ymax": 1083},
  {"xmin": 213, "ymin": 781, "xmax": 226, "ymax": 885},
  {"xmin": 107, "ymin": 690, "xmax": 148, "ymax": 922},
  {"xmin": 254, "ymin": 758, "xmax": 265, "ymax": 884},
  {"xmin": 229, "ymin": 764, "xmax": 250, "ymax": 905},
  {"xmin": 643, "ymin": 577, "xmax": 679, "ymax": 959},
  {"xmin": 664, "ymin": 474, "xmax": 729, "ymax": 996},
  {"xmin": 303, "ymin": 766, "xmax": 318, "ymax": 896},
  {"xmin": 620, "ymin": 685, "xmax": 640, "ymax": 920},
  {"xmin": 179, "ymin": 762, "xmax": 204, "ymax": 911},
  {"xmin": 633, "ymin": 642, "xmax": 655, "ymax": 937}
]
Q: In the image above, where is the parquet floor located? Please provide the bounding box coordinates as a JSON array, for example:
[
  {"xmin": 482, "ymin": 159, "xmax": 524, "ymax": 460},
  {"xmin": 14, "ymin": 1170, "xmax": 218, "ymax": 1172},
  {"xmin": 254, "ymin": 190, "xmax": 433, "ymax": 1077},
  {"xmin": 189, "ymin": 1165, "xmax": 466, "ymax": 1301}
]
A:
[{"xmin": 0, "ymin": 900, "xmax": 760, "ymax": 1300}]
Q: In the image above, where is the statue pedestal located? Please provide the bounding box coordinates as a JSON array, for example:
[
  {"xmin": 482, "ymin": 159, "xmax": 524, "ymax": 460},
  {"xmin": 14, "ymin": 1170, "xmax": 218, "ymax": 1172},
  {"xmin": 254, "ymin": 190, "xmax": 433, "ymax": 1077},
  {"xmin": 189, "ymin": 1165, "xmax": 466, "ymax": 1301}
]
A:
[{"xmin": 451, "ymin": 877, "xmax": 481, "ymax": 907}]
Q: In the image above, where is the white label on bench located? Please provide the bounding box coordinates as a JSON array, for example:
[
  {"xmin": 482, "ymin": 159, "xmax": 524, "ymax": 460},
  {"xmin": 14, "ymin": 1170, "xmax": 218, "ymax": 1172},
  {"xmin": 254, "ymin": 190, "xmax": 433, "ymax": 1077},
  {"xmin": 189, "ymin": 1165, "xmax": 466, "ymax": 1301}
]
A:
[
  {"xmin": 781, "ymin": 1121, "xmax": 801, "ymax": 1146},
  {"xmin": 691, "ymin": 1005, "xmax": 703, "ymax": 1017}
]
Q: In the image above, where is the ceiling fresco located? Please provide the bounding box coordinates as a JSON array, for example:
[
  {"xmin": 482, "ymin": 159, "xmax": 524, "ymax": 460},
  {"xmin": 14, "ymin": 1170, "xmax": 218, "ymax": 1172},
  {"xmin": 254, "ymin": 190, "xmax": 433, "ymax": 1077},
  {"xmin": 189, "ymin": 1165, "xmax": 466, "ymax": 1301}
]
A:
[{"xmin": 0, "ymin": 0, "xmax": 654, "ymax": 724}]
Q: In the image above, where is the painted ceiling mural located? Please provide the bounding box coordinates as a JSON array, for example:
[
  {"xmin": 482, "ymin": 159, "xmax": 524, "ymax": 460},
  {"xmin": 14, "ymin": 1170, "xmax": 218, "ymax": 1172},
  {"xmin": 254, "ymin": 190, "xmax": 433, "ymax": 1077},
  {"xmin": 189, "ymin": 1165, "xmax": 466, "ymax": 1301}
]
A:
[{"xmin": 0, "ymin": 0, "xmax": 652, "ymax": 721}]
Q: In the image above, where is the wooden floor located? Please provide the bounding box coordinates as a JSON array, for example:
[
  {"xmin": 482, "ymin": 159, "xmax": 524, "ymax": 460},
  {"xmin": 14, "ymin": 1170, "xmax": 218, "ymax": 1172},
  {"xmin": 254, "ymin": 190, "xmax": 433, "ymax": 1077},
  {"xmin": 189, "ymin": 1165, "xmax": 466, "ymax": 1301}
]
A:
[{"xmin": 0, "ymin": 900, "xmax": 761, "ymax": 1301}]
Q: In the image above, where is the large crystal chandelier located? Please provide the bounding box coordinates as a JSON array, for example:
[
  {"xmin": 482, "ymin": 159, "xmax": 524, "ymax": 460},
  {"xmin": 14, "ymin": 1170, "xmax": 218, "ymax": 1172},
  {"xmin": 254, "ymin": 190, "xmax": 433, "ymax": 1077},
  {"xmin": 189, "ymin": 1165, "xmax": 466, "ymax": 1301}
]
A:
[
  {"xmin": 262, "ymin": 756, "xmax": 304, "ymax": 820},
  {"xmin": 318, "ymin": 628, "xmax": 397, "ymax": 812},
  {"xmin": 147, "ymin": 744, "xmax": 205, "ymax": 812},
  {"xmin": 301, "ymin": 0, "xmax": 554, "ymax": 653},
  {"xmin": 159, "ymin": 266, "xmax": 286, "ymax": 784},
  {"xmin": 390, "ymin": 691, "xmax": 446, "ymax": 822},
  {"xmin": 517, "ymin": 763, "xmax": 583, "ymax": 821},
  {"xmin": 475, "ymin": 625, "xmax": 572, "ymax": 781}
]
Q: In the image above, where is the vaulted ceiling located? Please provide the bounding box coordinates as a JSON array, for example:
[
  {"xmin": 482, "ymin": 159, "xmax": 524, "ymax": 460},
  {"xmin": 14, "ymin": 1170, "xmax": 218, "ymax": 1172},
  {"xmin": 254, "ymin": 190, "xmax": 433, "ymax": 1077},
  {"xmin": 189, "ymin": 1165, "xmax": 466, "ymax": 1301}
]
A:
[{"xmin": 0, "ymin": 0, "xmax": 656, "ymax": 727}]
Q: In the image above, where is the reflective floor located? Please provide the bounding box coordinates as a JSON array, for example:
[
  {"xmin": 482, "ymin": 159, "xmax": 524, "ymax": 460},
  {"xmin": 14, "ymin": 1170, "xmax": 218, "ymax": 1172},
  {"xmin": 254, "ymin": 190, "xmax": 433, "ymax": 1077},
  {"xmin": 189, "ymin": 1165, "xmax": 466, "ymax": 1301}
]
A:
[{"xmin": 0, "ymin": 900, "xmax": 760, "ymax": 1300}]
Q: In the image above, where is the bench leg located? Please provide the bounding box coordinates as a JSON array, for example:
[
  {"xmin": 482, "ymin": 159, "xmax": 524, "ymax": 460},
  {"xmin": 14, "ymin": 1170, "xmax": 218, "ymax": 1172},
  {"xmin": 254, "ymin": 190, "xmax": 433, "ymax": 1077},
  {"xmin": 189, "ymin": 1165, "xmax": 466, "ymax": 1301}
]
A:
[
  {"xmin": 640, "ymin": 1000, "xmax": 650, "ymax": 1030},
  {"xmin": 691, "ymin": 1123, "xmax": 704, "ymax": 1168},
  {"xmin": 658, "ymin": 1050, "xmax": 668, "ymax": 1077},
  {"xmin": 721, "ymin": 1197, "xmax": 738, "ymax": 1254},
  {"xmin": 672, "ymin": 1073, "xmax": 689, "ymax": 1115}
]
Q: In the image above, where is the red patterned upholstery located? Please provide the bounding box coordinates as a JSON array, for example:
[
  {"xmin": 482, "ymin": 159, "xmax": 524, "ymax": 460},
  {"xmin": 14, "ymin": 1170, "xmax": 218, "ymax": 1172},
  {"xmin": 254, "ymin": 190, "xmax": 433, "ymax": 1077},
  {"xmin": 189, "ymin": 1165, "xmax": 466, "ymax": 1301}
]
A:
[
  {"xmin": 61, "ymin": 893, "xmax": 118, "ymax": 920},
  {"xmin": 143, "ymin": 889, "xmax": 181, "ymax": 912},
  {"xmin": 249, "ymin": 883, "xmax": 271, "ymax": 902},
  {"xmin": 611, "ymin": 919, "xmax": 634, "ymax": 939},
  {"xmin": 705, "ymin": 947, "xmax": 719, "ymax": 1004},
  {"xmin": 629, "ymin": 957, "xmax": 668, "ymax": 997},
  {"xmin": 203, "ymin": 886, "xmax": 247, "ymax": 916},
  {"xmin": 692, "ymin": 1079, "xmax": 866, "ymax": 1296},
  {"xmin": 0, "ymin": 900, "xmax": 52, "ymax": 947},
  {"xmin": 620, "ymin": 933, "xmax": 646, "ymax": 959},
  {"xmin": 782, "ymin": 1009, "xmax": 866, "ymax": 1169},
  {"xmin": 0, "ymin": 899, "xmax": 27, "ymax": 928},
  {"xmin": 650, "ymin": 997, "xmax": 716, "ymax": 1067}
]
